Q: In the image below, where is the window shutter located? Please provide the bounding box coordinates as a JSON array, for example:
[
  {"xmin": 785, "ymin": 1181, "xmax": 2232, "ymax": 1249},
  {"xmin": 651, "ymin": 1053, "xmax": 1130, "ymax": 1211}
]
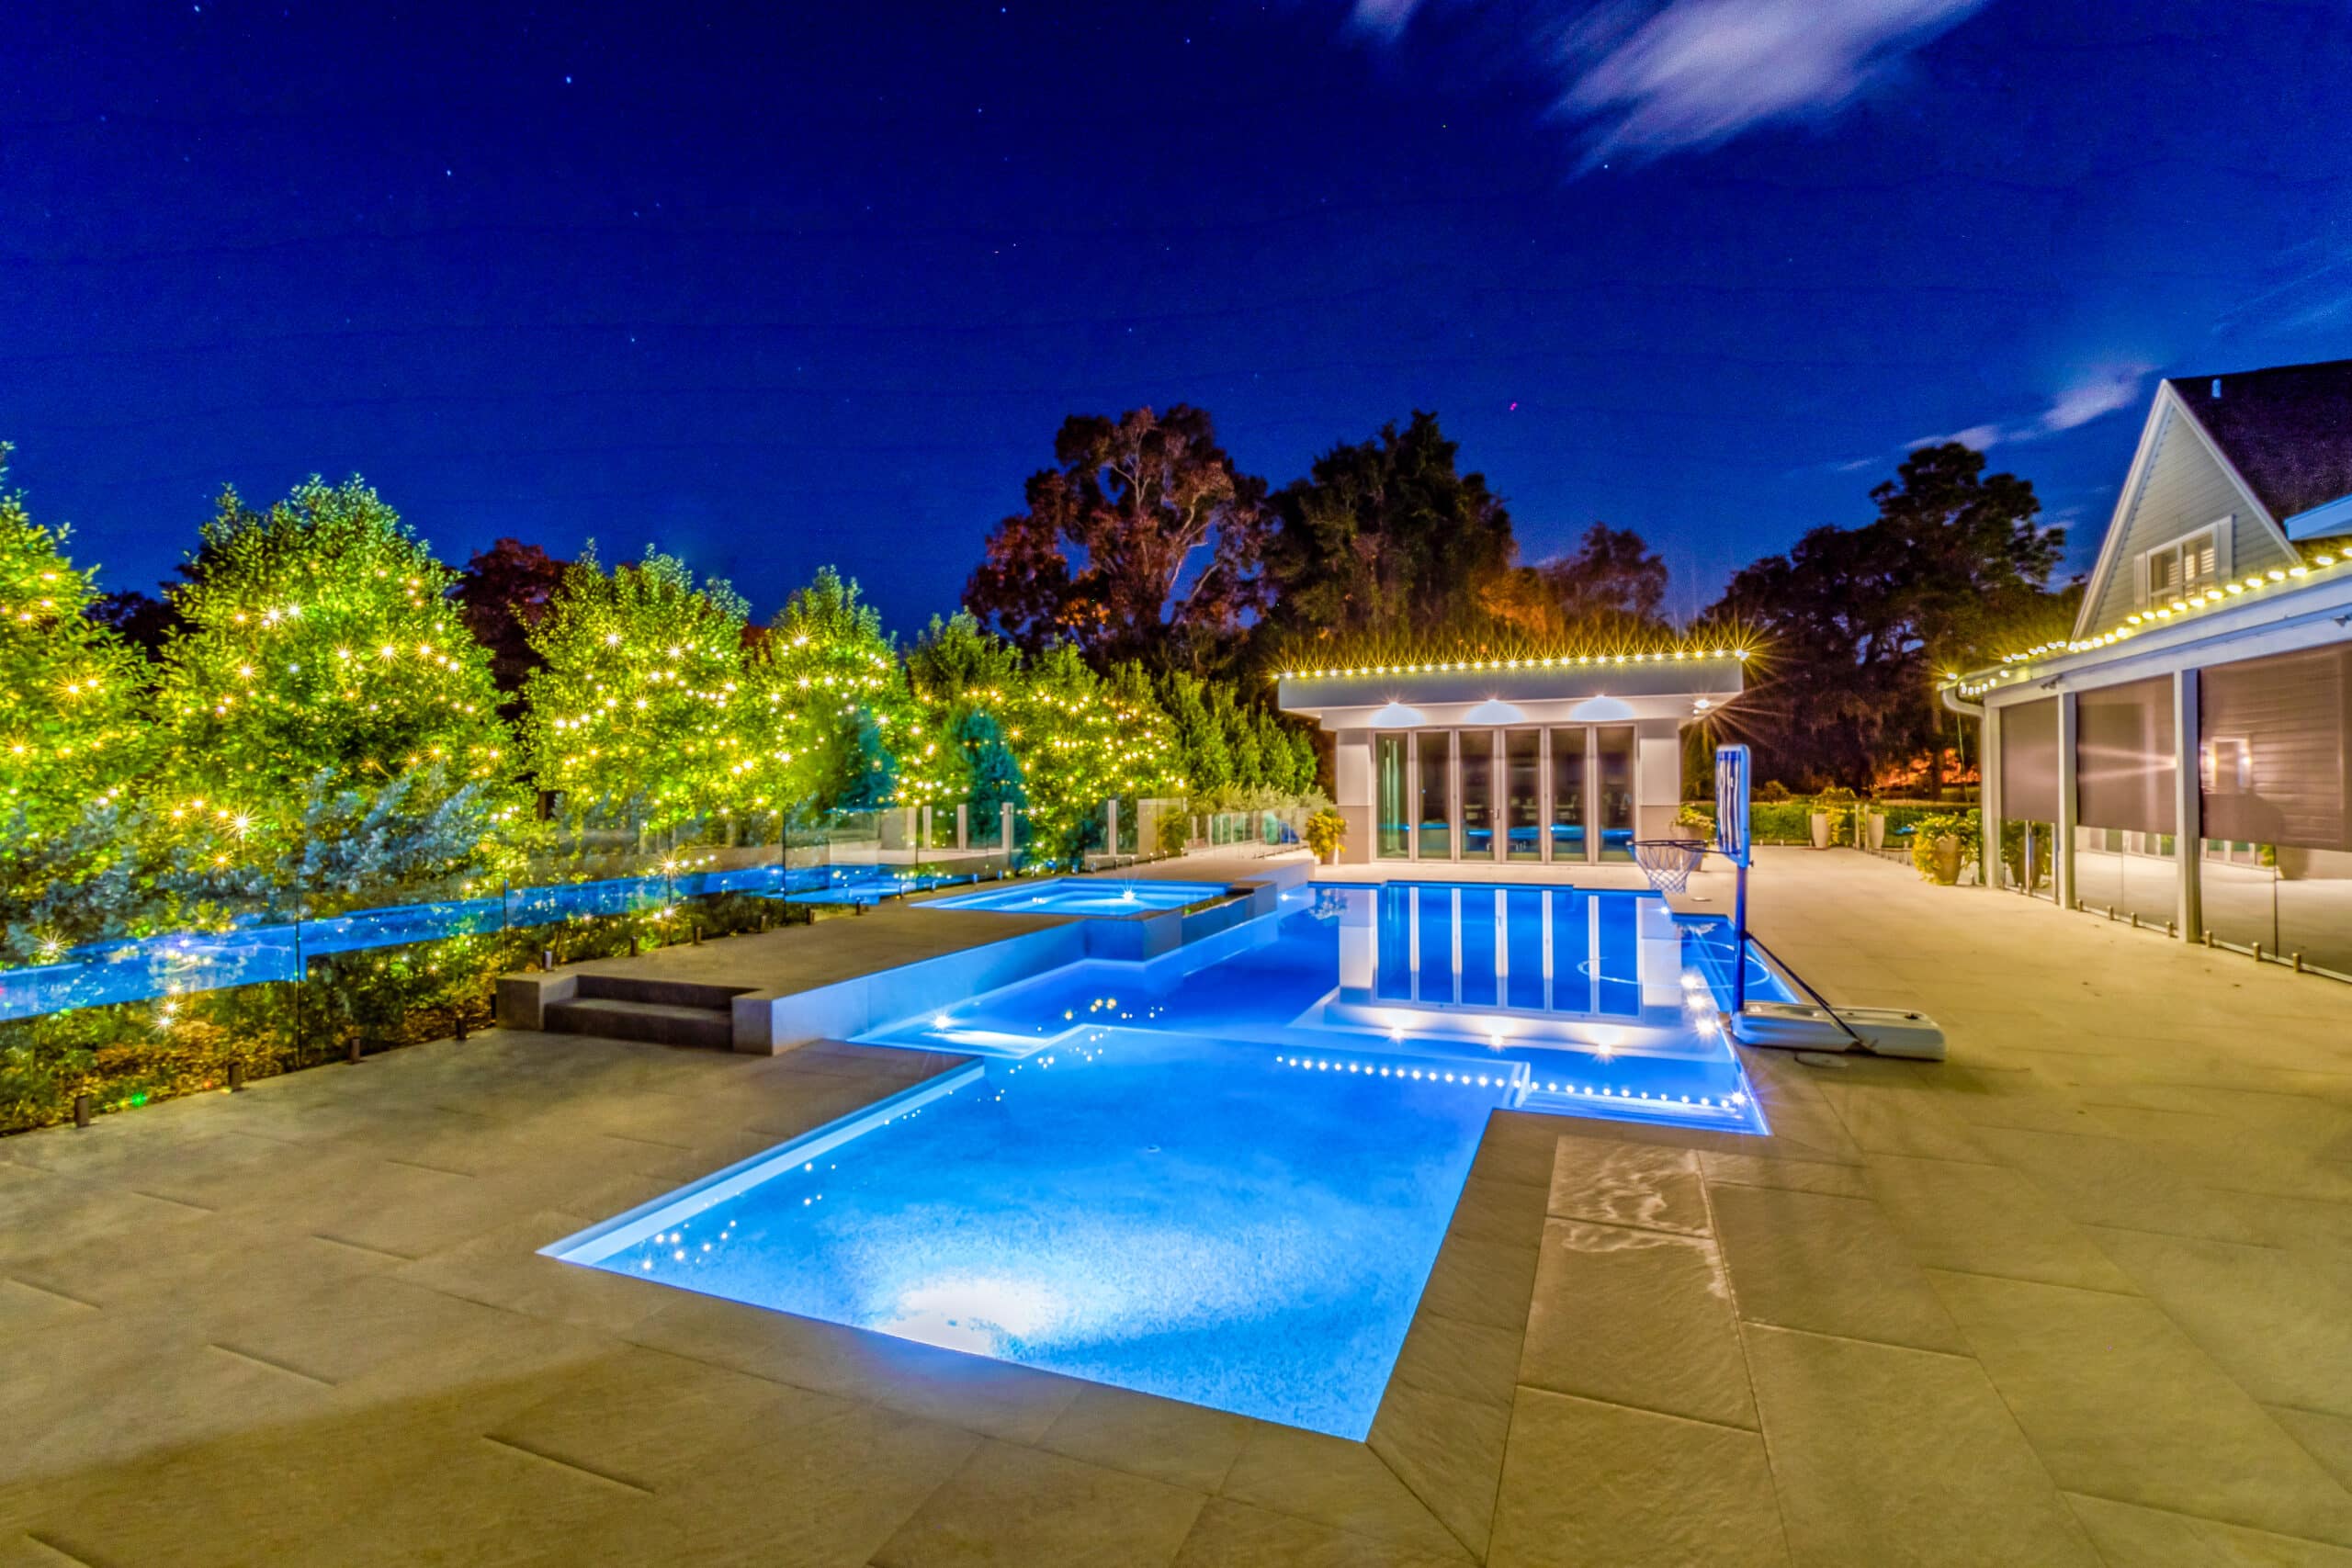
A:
[
  {"xmin": 2075, "ymin": 677, "xmax": 2177, "ymax": 835},
  {"xmin": 2000, "ymin": 697, "xmax": 2062, "ymax": 822},
  {"xmin": 2199, "ymin": 645, "xmax": 2352, "ymax": 852}
]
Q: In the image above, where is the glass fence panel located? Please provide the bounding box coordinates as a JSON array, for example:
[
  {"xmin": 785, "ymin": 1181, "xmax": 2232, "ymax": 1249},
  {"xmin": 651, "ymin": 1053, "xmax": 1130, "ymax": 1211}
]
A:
[{"xmin": 2274, "ymin": 848, "xmax": 2352, "ymax": 979}]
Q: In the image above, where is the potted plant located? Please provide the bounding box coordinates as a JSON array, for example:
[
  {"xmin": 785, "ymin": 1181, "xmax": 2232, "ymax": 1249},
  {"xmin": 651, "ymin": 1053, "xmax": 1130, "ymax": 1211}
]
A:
[
  {"xmin": 1812, "ymin": 786, "xmax": 1857, "ymax": 851},
  {"xmin": 1303, "ymin": 807, "xmax": 1347, "ymax": 866},
  {"xmin": 1910, "ymin": 811, "xmax": 1979, "ymax": 886},
  {"xmin": 1865, "ymin": 807, "xmax": 1888, "ymax": 852}
]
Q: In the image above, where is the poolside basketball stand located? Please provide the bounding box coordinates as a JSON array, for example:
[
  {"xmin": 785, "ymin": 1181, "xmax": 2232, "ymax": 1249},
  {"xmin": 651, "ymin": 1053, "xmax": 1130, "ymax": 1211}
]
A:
[{"xmin": 1690, "ymin": 746, "xmax": 1949, "ymax": 1063}]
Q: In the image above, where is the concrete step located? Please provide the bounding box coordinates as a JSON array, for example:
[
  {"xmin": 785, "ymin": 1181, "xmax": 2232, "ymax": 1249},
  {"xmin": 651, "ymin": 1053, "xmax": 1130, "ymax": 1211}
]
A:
[
  {"xmin": 574, "ymin": 973, "xmax": 751, "ymax": 1010},
  {"xmin": 544, "ymin": 996, "xmax": 734, "ymax": 1050}
]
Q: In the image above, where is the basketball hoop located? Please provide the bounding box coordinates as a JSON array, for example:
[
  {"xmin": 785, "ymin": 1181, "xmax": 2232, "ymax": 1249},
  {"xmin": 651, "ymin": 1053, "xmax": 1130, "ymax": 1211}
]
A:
[{"xmin": 1631, "ymin": 839, "xmax": 1708, "ymax": 895}]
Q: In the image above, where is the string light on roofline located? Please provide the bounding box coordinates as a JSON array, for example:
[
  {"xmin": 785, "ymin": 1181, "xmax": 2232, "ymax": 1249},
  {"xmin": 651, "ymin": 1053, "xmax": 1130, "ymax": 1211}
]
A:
[
  {"xmin": 1953, "ymin": 547, "xmax": 2348, "ymax": 694},
  {"xmin": 1275, "ymin": 646, "xmax": 1750, "ymax": 681}
]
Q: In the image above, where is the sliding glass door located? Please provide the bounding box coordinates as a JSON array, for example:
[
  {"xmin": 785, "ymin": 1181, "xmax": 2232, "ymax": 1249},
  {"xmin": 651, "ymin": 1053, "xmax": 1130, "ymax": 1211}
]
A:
[
  {"xmin": 1374, "ymin": 734, "xmax": 1408, "ymax": 860},
  {"xmin": 1414, "ymin": 731, "xmax": 1453, "ymax": 859},
  {"xmin": 1548, "ymin": 728, "xmax": 1587, "ymax": 862},
  {"xmin": 1596, "ymin": 724, "xmax": 1636, "ymax": 863},
  {"xmin": 1383, "ymin": 724, "xmax": 1637, "ymax": 864},
  {"xmin": 1459, "ymin": 731, "xmax": 1496, "ymax": 858},
  {"xmin": 1504, "ymin": 730, "xmax": 1542, "ymax": 863}
]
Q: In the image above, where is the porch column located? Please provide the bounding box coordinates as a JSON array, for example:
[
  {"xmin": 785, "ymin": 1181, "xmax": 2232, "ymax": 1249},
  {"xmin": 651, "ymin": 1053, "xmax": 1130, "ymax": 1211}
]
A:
[
  {"xmin": 1977, "ymin": 703, "xmax": 2003, "ymax": 889},
  {"xmin": 2055, "ymin": 692, "xmax": 2079, "ymax": 909},
  {"xmin": 2174, "ymin": 669, "xmax": 2202, "ymax": 941}
]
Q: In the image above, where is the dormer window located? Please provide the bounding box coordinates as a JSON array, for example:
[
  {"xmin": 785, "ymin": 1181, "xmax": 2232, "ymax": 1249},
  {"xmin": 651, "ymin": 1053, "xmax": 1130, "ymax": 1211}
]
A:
[{"xmin": 2142, "ymin": 521, "xmax": 2226, "ymax": 604}]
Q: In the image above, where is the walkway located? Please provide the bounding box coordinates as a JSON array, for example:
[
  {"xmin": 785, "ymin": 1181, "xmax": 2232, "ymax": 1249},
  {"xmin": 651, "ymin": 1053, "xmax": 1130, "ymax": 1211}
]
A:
[{"xmin": 1, "ymin": 849, "xmax": 2347, "ymax": 1565}]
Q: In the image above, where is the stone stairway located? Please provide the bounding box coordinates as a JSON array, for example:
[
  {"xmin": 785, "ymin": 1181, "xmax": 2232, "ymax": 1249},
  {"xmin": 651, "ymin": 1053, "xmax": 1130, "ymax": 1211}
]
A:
[{"xmin": 541, "ymin": 974, "xmax": 751, "ymax": 1050}]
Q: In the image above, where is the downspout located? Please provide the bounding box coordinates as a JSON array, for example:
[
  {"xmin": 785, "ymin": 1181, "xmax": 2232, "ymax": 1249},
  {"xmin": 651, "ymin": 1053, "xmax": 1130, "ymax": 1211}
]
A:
[{"xmin": 1939, "ymin": 684, "xmax": 1995, "ymax": 886}]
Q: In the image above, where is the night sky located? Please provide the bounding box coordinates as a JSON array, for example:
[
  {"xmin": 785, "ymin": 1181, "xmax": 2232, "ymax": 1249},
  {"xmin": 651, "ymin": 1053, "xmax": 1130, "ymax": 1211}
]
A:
[{"xmin": 7, "ymin": 1, "xmax": 2351, "ymax": 632}]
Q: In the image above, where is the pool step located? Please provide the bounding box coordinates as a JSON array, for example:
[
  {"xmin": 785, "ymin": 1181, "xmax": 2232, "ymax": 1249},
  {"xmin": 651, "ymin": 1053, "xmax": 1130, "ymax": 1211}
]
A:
[{"xmin": 543, "ymin": 976, "xmax": 752, "ymax": 1050}]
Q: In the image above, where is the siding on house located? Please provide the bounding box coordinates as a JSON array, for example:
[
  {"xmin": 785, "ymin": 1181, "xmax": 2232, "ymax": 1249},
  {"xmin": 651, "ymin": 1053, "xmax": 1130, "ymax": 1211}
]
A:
[{"xmin": 2082, "ymin": 402, "xmax": 2302, "ymax": 638}]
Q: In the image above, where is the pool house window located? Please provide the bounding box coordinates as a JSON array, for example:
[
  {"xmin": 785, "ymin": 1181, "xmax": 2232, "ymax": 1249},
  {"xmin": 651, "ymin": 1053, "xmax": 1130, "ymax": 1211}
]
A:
[{"xmin": 1370, "ymin": 725, "xmax": 1646, "ymax": 863}]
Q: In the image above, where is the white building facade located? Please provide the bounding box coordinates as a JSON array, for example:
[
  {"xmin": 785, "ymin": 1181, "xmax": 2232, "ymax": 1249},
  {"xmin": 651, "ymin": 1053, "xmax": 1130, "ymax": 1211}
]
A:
[
  {"xmin": 1277, "ymin": 650, "xmax": 1745, "ymax": 866},
  {"xmin": 1947, "ymin": 360, "xmax": 2352, "ymax": 979}
]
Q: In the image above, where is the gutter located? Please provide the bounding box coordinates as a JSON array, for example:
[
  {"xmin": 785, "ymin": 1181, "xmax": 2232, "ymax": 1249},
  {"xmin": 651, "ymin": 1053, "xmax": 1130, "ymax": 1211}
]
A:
[{"xmin": 1939, "ymin": 685, "xmax": 1984, "ymax": 719}]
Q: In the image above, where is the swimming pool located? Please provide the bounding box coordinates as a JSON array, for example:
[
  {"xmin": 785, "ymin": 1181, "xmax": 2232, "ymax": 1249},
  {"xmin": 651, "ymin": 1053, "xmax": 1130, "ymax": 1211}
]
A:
[
  {"xmin": 920, "ymin": 876, "xmax": 1234, "ymax": 916},
  {"xmin": 551, "ymin": 882, "xmax": 1779, "ymax": 1438}
]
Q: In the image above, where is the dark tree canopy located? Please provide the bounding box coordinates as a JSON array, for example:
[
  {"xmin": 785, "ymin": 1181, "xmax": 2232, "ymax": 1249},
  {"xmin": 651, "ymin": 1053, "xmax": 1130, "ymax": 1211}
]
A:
[
  {"xmin": 86, "ymin": 588, "xmax": 182, "ymax": 659},
  {"xmin": 1706, "ymin": 443, "xmax": 2068, "ymax": 791},
  {"xmin": 1261, "ymin": 412, "xmax": 1516, "ymax": 642},
  {"xmin": 964, "ymin": 406, "xmax": 1270, "ymax": 671},
  {"xmin": 1479, "ymin": 522, "xmax": 1672, "ymax": 643},
  {"xmin": 455, "ymin": 537, "xmax": 570, "ymax": 697}
]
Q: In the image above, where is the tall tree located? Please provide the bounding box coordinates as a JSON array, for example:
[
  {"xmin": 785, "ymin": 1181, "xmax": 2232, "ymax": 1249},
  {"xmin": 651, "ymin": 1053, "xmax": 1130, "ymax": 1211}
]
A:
[
  {"xmin": 0, "ymin": 447, "xmax": 153, "ymax": 836},
  {"xmin": 519, "ymin": 545, "xmax": 750, "ymax": 831},
  {"xmin": 151, "ymin": 477, "xmax": 515, "ymax": 863},
  {"xmin": 965, "ymin": 406, "xmax": 1270, "ymax": 669},
  {"xmin": 1705, "ymin": 443, "xmax": 2064, "ymax": 791},
  {"xmin": 1261, "ymin": 412, "xmax": 1517, "ymax": 641},
  {"xmin": 455, "ymin": 537, "xmax": 570, "ymax": 699},
  {"xmin": 744, "ymin": 567, "xmax": 943, "ymax": 815}
]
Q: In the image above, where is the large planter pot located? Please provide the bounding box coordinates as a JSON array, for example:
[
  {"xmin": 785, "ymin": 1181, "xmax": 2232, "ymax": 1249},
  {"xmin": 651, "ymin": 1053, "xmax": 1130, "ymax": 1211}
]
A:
[
  {"xmin": 1930, "ymin": 833, "xmax": 1963, "ymax": 886},
  {"xmin": 1809, "ymin": 811, "xmax": 1831, "ymax": 850},
  {"xmin": 1867, "ymin": 811, "xmax": 1887, "ymax": 852}
]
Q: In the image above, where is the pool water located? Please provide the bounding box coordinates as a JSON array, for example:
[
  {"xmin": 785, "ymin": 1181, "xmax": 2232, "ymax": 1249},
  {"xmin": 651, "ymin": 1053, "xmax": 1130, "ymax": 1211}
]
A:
[
  {"xmin": 553, "ymin": 883, "xmax": 1780, "ymax": 1438},
  {"xmin": 920, "ymin": 876, "xmax": 1233, "ymax": 916}
]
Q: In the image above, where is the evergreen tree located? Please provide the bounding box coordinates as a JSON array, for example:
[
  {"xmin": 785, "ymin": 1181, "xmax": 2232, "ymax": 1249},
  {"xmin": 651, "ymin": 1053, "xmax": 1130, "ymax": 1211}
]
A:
[
  {"xmin": 0, "ymin": 448, "xmax": 152, "ymax": 836},
  {"xmin": 1156, "ymin": 670, "xmax": 1232, "ymax": 795},
  {"xmin": 955, "ymin": 707, "xmax": 1025, "ymax": 819},
  {"xmin": 151, "ymin": 477, "xmax": 515, "ymax": 867},
  {"xmin": 519, "ymin": 545, "xmax": 749, "ymax": 831}
]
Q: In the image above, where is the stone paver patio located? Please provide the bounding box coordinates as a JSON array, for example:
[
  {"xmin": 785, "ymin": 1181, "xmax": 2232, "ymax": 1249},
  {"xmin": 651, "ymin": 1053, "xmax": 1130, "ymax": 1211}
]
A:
[{"xmin": 3, "ymin": 847, "xmax": 2350, "ymax": 1565}]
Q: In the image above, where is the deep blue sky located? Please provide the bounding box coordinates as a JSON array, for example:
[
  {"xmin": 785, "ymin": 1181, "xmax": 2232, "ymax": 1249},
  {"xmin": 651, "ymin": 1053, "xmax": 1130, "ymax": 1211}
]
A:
[{"xmin": 6, "ymin": 1, "xmax": 2350, "ymax": 633}]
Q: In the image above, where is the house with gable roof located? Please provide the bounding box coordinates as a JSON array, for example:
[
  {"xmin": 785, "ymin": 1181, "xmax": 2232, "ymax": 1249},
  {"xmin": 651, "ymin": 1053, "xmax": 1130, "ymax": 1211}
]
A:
[{"xmin": 1945, "ymin": 359, "xmax": 2352, "ymax": 977}]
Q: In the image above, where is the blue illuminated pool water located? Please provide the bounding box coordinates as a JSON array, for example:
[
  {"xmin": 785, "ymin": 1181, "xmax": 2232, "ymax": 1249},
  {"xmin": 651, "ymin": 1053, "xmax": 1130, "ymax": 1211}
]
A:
[
  {"xmin": 552, "ymin": 883, "xmax": 1783, "ymax": 1438},
  {"xmin": 920, "ymin": 876, "xmax": 1233, "ymax": 916}
]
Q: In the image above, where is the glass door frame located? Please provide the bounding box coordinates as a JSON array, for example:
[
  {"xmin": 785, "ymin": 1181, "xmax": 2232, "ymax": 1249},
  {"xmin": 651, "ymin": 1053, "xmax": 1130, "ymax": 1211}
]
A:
[{"xmin": 1389, "ymin": 724, "xmax": 1640, "ymax": 865}]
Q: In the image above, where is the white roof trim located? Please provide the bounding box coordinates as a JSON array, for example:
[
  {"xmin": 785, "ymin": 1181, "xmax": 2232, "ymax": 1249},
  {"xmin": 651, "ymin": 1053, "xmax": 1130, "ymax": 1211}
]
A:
[
  {"xmin": 2283, "ymin": 491, "xmax": 2352, "ymax": 541},
  {"xmin": 2070, "ymin": 381, "xmax": 2303, "ymax": 641}
]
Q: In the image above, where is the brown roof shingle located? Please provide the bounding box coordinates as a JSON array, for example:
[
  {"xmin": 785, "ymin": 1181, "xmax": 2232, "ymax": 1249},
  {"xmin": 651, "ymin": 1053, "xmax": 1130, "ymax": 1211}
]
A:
[{"xmin": 2168, "ymin": 359, "xmax": 2352, "ymax": 525}]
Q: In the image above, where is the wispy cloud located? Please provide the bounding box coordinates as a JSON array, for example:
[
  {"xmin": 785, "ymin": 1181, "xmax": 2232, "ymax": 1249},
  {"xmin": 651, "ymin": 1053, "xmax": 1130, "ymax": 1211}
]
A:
[
  {"xmin": 1909, "ymin": 363, "xmax": 2152, "ymax": 451},
  {"xmin": 1351, "ymin": 0, "xmax": 1991, "ymax": 164}
]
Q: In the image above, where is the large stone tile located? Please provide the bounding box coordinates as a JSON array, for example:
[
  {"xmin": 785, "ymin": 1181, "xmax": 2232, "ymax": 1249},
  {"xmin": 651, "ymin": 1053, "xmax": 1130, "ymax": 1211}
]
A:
[
  {"xmin": 518, "ymin": 1394, "xmax": 980, "ymax": 1567},
  {"xmin": 1218, "ymin": 1420, "xmax": 1465, "ymax": 1559},
  {"xmin": 2064, "ymin": 1492, "xmax": 2352, "ymax": 1568},
  {"xmin": 486, "ymin": 1342, "xmax": 830, "ymax": 1491},
  {"xmin": 1367, "ymin": 1381, "xmax": 1510, "ymax": 1558},
  {"xmin": 1745, "ymin": 1325, "xmax": 2098, "ymax": 1567},
  {"xmin": 391, "ymin": 1210, "xmax": 673, "ymax": 1337},
  {"xmin": 873, "ymin": 1438, "xmax": 1204, "ymax": 1568},
  {"xmin": 1415, "ymin": 1230, "xmax": 1541, "ymax": 1331},
  {"xmin": 1487, "ymin": 1389, "xmax": 1787, "ymax": 1568},
  {"xmin": 1706, "ymin": 1182, "xmax": 1966, "ymax": 1353},
  {"xmin": 1972, "ymin": 1125, "xmax": 2266, "ymax": 1243},
  {"xmin": 1036, "ymin": 1384, "xmax": 1257, "ymax": 1493},
  {"xmin": 1815, "ymin": 1083, "xmax": 1999, "ymax": 1164},
  {"xmin": 1170, "ymin": 1497, "xmax": 1472, "ymax": 1567},
  {"xmin": 1930, "ymin": 1269, "xmax": 2352, "ymax": 1545},
  {"xmin": 1867, "ymin": 1153, "xmax": 2139, "ymax": 1292},
  {"xmin": 1519, "ymin": 1218, "xmax": 1756, "ymax": 1429},
  {"xmin": 1547, "ymin": 1135, "xmax": 1710, "ymax": 1235},
  {"xmin": 1700, "ymin": 1150, "xmax": 1873, "ymax": 1199},
  {"xmin": 1389, "ymin": 1310, "xmax": 1522, "ymax": 1409},
  {"xmin": 2276, "ymin": 1407, "xmax": 2352, "ymax": 1495},
  {"xmin": 2088, "ymin": 1227, "xmax": 2352, "ymax": 1417},
  {"xmin": 1444, "ymin": 1174, "xmax": 1552, "ymax": 1248}
]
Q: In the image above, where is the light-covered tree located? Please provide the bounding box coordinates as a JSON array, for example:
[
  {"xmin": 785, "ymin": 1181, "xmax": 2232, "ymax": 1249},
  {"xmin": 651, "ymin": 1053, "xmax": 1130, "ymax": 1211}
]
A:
[
  {"xmin": 0, "ymin": 447, "xmax": 152, "ymax": 836},
  {"xmin": 742, "ymin": 568, "xmax": 949, "ymax": 816},
  {"xmin": 150, "ymin": 477, "xmax": 517, "ymax": 870},
  {"xmin": 1013, "ymin": 645, "xmax": 1182, "ymax": 854},
  {"xmin": 519, "ymin": 545, "xmax": 751, "ymax": 832}
]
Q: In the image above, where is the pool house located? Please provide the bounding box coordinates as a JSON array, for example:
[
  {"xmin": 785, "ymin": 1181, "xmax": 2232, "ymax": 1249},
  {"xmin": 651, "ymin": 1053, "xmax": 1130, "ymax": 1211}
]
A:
[
  {"xmin": 1276, "ymin": 648, "xmax": 1747, "ymax": 865},
  {"xmin": 1946, "ymin": 357, "xmax": 2352, "ymax": 978}
]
